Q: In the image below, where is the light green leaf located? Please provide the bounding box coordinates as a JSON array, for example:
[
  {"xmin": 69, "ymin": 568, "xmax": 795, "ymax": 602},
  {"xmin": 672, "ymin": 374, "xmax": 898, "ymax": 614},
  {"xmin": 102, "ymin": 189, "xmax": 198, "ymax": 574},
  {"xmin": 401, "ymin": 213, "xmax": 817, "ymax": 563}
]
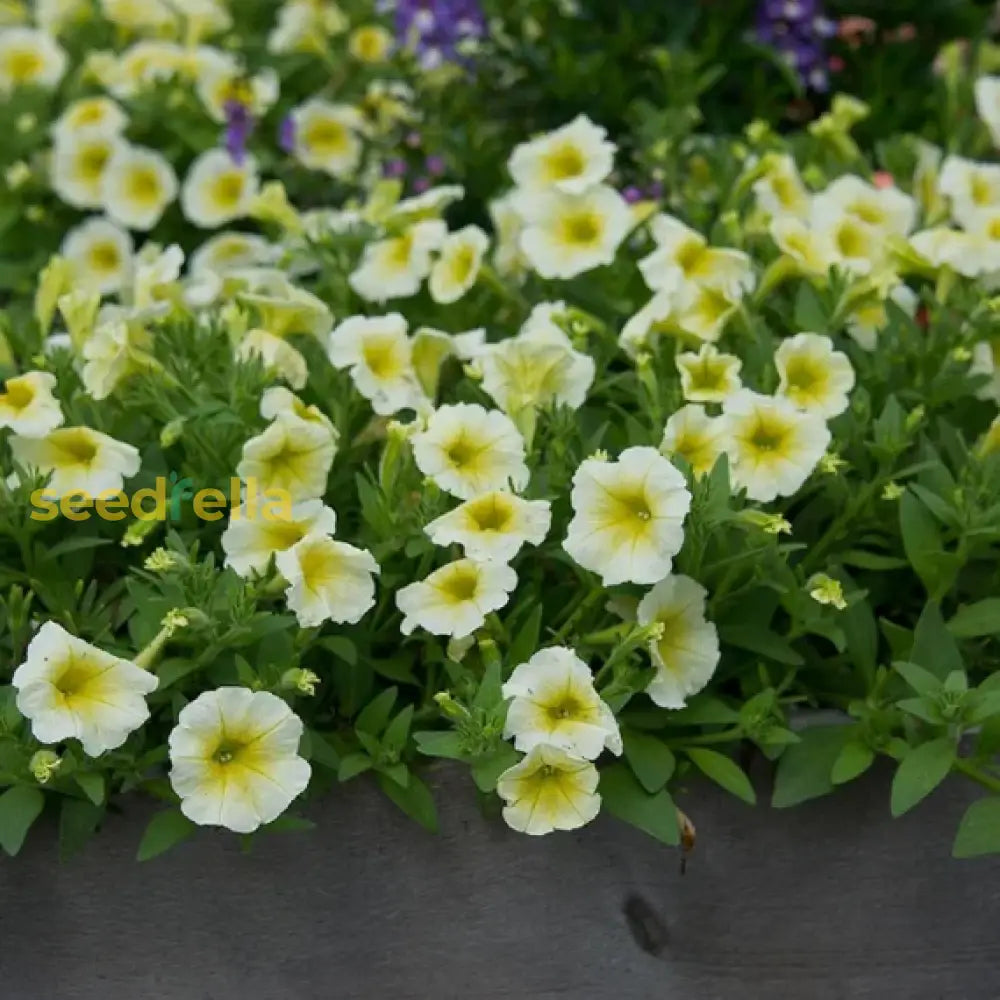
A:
[
  {"xmin": 622, "ymin": 729, "xmax": 676, "ymax": 794},
  {"xmin": 948, "ymin": 599, "xmax": 1000, "ymax": 639},
  {"xmin": 687, "ymin": 748, "xmax": 756, "ymax": 804},
  {"xmin": 830, "ymin": 740, "xmax": 875, "ymax": 785},
  {"xmin": 890, "ymin": 738, "xmax": 955, "ymax": 817},
  {"xmin": 772, "ymin": 726, "xmax": 851, "ymax": 808}
]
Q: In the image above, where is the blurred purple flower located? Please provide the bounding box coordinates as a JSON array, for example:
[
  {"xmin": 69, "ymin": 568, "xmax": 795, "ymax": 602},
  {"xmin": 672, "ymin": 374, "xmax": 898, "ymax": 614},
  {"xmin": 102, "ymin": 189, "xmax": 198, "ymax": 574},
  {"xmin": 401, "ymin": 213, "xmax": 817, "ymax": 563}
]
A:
[
  {"xmin": 385, "ymin": 0, "xmax": 485, "ymax": 69},
  {"xmin": 754, "ymin": 0, "xmax": 835, "ymax": 91},
  {"xmin": 412, "ymin": 176, "xmax": 432, "ymax": 194},
  {"xmin": 384, "ymin": 158, "xmax": 408, "ymax": 178},
  {"xmin": 278, "ymin": 114, "xmax": 296, "ymax": 154},
  {"xmin": 224, "ymin": 100, "xmax": 254, "ymax": 164},
  {"xmin": 425, "ymin": 154, "xmax": 446, "ymax": 176}
]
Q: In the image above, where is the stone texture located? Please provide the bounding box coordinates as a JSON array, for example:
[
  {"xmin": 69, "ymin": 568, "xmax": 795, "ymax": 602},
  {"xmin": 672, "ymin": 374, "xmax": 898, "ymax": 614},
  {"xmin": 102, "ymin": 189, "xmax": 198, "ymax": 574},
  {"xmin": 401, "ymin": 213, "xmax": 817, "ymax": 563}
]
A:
[{"xmin": 1, "ymin": 762, "xmax": 999, "ymax": 999}]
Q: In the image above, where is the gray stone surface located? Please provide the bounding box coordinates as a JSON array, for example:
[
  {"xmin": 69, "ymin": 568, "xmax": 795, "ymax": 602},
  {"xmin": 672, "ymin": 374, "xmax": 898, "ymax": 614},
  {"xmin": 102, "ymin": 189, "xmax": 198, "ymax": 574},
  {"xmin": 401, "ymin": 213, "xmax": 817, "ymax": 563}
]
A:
[{"xmin": 1, "ymin": 761, "xmax": 999, "ymax": 1000}]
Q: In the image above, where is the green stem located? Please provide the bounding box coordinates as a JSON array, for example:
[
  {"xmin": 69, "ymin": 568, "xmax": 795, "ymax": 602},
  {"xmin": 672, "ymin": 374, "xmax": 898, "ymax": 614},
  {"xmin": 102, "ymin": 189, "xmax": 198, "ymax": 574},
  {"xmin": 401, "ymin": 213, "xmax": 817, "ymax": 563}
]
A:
[
  {"xmin": 666, "ymin": 727, "xmax": 744, "ymax": 749},
  {"xmin": 954, "ymin": 757, "xmax": 1000, "ymax": 795}
]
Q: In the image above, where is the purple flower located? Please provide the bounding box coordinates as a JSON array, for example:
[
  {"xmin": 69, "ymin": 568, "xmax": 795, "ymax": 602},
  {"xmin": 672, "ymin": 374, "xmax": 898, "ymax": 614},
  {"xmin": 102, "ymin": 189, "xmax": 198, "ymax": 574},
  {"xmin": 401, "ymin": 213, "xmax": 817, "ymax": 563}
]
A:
[
  {"xmin": 424, "ymin": 154, "xmax": 446, "ymax": 176},
  {"xmin": 224, "ymin": 100, "xmax": 254, "ymax": 164},
  {"xmin": 384, "ymin": 158, "xmax": 408, "ymax": 179},
  {"xmin": 754, "ymin": 0, "xmax": 835, "ymax": 91},
  {"xmin": 278, "ymin": 114, "xmax": 296, "ymax": 154},
  {"xmin": 622, "ymin": 185, "xmax": 643, "ymax": 204},
  {"xmin": 389, "ymin": 0, "xmax": 485, "ymax": 69}
]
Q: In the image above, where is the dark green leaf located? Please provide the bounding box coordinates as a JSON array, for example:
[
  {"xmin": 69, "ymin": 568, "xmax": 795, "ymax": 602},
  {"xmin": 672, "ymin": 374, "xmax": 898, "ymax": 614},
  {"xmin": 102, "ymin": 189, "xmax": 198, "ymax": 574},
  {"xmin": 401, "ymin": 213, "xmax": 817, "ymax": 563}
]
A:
[
  {"xmin": 687, "ymin": 748, "xmax": 756, "ymax": 804},
  {"xmin": 599, "ymin": 763, "xmax": 679, "ymax": 846},
  {"xmin": 377, "ymin": 772, "xmax": 438, "ymax": 832},
  {"xmin": 948, "ymin": 600, "xmax": 1000, "ymax": 639},
  {"xmin": 911, "ymin": 602, "xmax": 964, "ymax": 680},
  {"xmin": 953, "ymin": 797, "xmax": 1000, "ymax": 858},
  {"xmin": 830, "ymin": 741, "xmax": 875, "ymax": 785},
  {"xmin": 772, "ymin": 726, "xmax": 851, "ymax": 808},
  {"xmin": 0, "ymin": 785, "xmax": 45, "ymax": 856},
  {"xmin": 355, "ymin": 687, "xmax": 397, "ymax": 736},
  {"xmin": 622, "ymin": 729, "xmax": 676, "ymax": 794}
]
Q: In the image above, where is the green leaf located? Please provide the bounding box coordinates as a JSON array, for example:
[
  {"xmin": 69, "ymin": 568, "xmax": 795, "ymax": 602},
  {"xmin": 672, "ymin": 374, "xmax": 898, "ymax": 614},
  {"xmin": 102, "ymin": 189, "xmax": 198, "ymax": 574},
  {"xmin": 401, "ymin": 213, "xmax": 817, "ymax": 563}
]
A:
[
  {"xmin": 599, "ymin": 762, "xmax": 679, "ymax": 846},
  {"xmin": 413, "ymin": 730, "xmax": 466, "ymax": 761},
  {"xmin": 840, "ymin": 550, "xmax": 909, "ymax": 571},
  {"xmin": 318, "ymin": 635, "xmax": 357, "ymax": 665},
  {"xmin": 472, "ymin": 656, "xmax": 503, "ymax": 711},
  {"xmin": 910, "ymin": 602, "xmax": 964, "ymax": 680},
  {"xmin": 58, "ymin": 799, "xmax": 103, "ymax": 861},
  {"xmin": 137, "ymin": 809, "xmax": 197, "ymax": 862},
  {"xmin": 899, "ymin": 492, "xmax": 960, "ymax": 599},
  {"xmin": 622, "ymin": 729, "xmax": 676, "ymax": 794},
  {"xmin": 831, "ymin": 741, "xmax": 875, "ymax": 785},
  {"xmin": 75, "ymin": 772, "xmax": 105, "ymax": 807},
  {"xmin": 355, "ymin": 687, "xmax": 397, "ymax": 736},
  {"xmin": 303, "ymin": 729, "xmax": 340, "ymax": 770},
  {"xmin": 0, "ymin": 785, "xmax": 45, "ymax": 856},
  {"xmin": 687, "ymin": 748, "xmax": 756, "ymax": 804},
  {"xmin": 772, "ymin": 726, "xmax": 851, "ymax": 808},
  {"xmin": 948, "ymin": 599, "xmax": 1000, "ymax": 639},
  {"xmin": 890, "ymin": 738, "xmax": 955, "ymax": 817},
  {"xmin": 338, "ymin": 753, "xmax": 373, "ymax": 782},
  {"xmin": 470, "ymin": 744, "xmax": 520, "ymax": 792},
  {"xmin": 508, "ymin": 604, "xmax": 543, "ymax": 668},
  {"xmin": 793, "ymin": 281, "xmax": 826, "ymax": 330},
  {"xmin": 381, "ymin": 705, "xmax": 414, "ymax": 755},
  {"xmin": 953, "ymin": 797, "xmax": 1000, "ymax": 858},
  {"xmin": 718, "ymin": 624, "xmax": 803, "ymax": 666},
  {"xmin": 376, "ymin": 772, "xmax": 438, "ymax": 832},
  {"xmin": 894, "ymin": 660, "xmax": 944, "ymax": 696}
]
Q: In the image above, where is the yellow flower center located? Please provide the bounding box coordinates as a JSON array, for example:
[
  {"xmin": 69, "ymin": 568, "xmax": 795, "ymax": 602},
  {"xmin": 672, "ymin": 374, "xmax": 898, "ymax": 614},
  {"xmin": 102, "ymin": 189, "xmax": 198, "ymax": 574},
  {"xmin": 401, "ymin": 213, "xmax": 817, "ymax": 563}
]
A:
[
  {"xmin": 298, "ymin": 542, "xmax": 337, "ymax": 593},
  {"xmin": 210, "ymin": 171, "xmax": 245, "ymax": 211},
  {"xmin": 675, "ymin": 239, "xmax": 707, "ymax": 276},
  {"xmin": 72, "ymin": 102, "xmax": 108, "ymax": 127},
  {"xmin": 52, "ymin": 654, "xmax": 103, "ymax": 704},
  {"xmin": 465, "ymin": 494, "xmax": 514, "ymax": 532},
  {"xmin": 386, "ymin": 233, "xmax": 415, "ymax": 269},
  {"xmin": 835, "ymin": 223, "xmax": 867, "ymax": 259},
  {"xmin": 747, "ymin": 416, "xmax": 790, "ymax": 453},
  {"xmin": 445, "ymin": 435, "xmax": 478, "ymax": 470},
  {"xmin": 439, "ymin": 565, "xmax": 480, "ymax": 602},
  {"xmin": 361, "ymin": 336, "xmax": 404, "ymax": 379},
  {"xmin": 261, "ymin": 519, "xmax": 309, "ymax": 550},
  {"xmin": 6, "ymin": 48, "xmax": 43, "ymax": 83},
  {"xmin": 211, "ymin": 739, "xmax": 245, "ymax": 766},
  {"xmin": 783, "ymin": 356, "xmax": 823, "ymax": 395},
  {"xmin": 447, "ymin": 245, "xmax": 477, "ymax": 286},
  {"xmin": 80, "ymin": 144, "xmax": 111, "ymax": 181},
  {"xmin": 771, "ymin": 174, "xmax": 800, "ymax": 209},
  {"xmin": 972, "ymin": 174, "xmax": 995, "ymax": 206},
  {"xmin": 88, "ymin": 240, "xmax": 121, "ymax": 274},
  {"xmin": 303, "ymin": 117, "xmax": 349, "ymax": 156},
  {"xmin": 559, "ymin": 210, "xmax": 602, "ymax": 247},
  {"xmin": 542, "ymin": 143, "xmax": 586, "ymax": 181},
  {"xmin": 51, "ymin": 428, "xmax": 99, "ymax": 466},
  {"xmin": 1, "ymin": 379, "xmax": 35, "ymax": 411},
  {"xmin": 546, "ymin": 695, "xmax": 584, "ymax": 721},
  {"xmin": 849, "ymin": 200, "xmax": 884, "ymax": 227},
  {"xmin": 125, "ymin": 166, "xmax": 163, "ymax": 207}
]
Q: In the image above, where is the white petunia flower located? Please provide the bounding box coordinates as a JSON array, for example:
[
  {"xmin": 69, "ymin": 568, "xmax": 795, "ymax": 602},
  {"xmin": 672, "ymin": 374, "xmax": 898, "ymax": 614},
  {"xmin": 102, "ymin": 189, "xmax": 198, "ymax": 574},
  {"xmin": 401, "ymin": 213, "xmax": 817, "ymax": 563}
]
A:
[
  {"xmin": 101, "ymin": 143, "xmax": 178, "ymax": 231},
  {"xmin": 428, "ymin": 225, "xmax": 489, "ymax": 304},
  {"xmin": 189, "ymin": 231, "xmax": 278, "ymax": 277},
  {"xmin": 496, "ymin": 744, "xmax": 601, "ymax": 836},
  {"xmin": 275, "ymin": 532, "xmax": 379, "ymax": 627},
  {"xmin": 775, "ymin": 333, "xmax": 855, "ymax": 417},
  {"xmin": 60, "ymin": 216, "xmax": 134, "ymax": 295},
  {"xmin": 502, "ymin": 646, "xmax": 621, "ymax": 759},
  {"xmin": 0, "ymin": 371, "xmax": 63, "ymax": 437},
  {"xmin": 327, "ymin": 313, "xmax": 427, "ymax": 415},
  {"xmin": 640, "ymin": 214, "xmax": 754, "ymax": 297},
  {"xmin": 259, "ymin": 386, "xmax": 336, "ymax": 435},
  {"xmin": 563, "ymin": 446, "xmax": 691, "ymax": 586},
  {"xmin": 424, "ymin": 490, "xmax": 551, "ymax": 563},
  {"xmin": 676, "ymin": 343, "xmax": 743, "ymax": 403},
  {"xmin": 975, "ymin": 76, "xmax": 1000, "ymax": 150},
  {"xmin": 80, "ymin": 319, "xmax": 154, "ymax": 400},
  {"xmin": 508, "ymin": 114, "xmax": 616, "ymax": 195},
  {"xmin": 516, "ymin": 184, "xmax": 631, "ymax": 280},
  {"xmin": 661, "ymin": 404, "xmax": 726, "ymax": 479},
  {"xmin": 222, "ymin": 498, "xmax": 338, "ymax": 577},
  {"xmin": 51, "ymin": 132, "xmax": 120, "ymax": 210},
  {"xmin": 807, "ymin": 201, "xmax": 884, "ymax": 276},
  {"xmin": 290, "ymin": 99, "xmax": 365, "ymax": 177},
  {"xmin": 0, "ymin": 27, "xmax": 67, "ymax": 92},
  {"xmin": 770, "ymin": 216, "xmax": 837, "ymax": 277},
  {"xmin": 971, "ymin": 339, "xmax": 1000, "ymax": 403},
  {"xmin": 846, "ymin": 283, "xmax": 919, "ymax": 352},
  {"xmin": 396, "ymin": 558, "xmax": 517, "ymax": 638},
  {"xmin": 52, "ymin": 96, "xmax": 128, "ymax": 143},
  {"xmin": 636, "ymin": 575, "xmax": 720, "ymax": 709},
  {"xmin": 490, "ymin": 191, "xmax": 529, "ymax": 278},
  {"xmin": 619, "ymin": 290, "xmax": 677, "ymax": 357},
  {"xmin": 236, "ymin": 328, "xmax": 308, "ymax": 389},
  {"xmin": 10, "ymin": 425, "xmax": 140, "ymax": 497},
  {"xmin": 236, "ymin": 412, "xmax": 337, "ymax": 501},
  {"xmin": 476, "ymin": 305, "xmax": 595, "ymax": 414},
  {"xmin": 939, "ymin": 155, "xmax": 1000, "ymax": 228},
  {"xmin": 181, "ymin": 149, "xmax": 259, "ymax": 229},
  {"xmin": 908, "ymin": 226, "xmax": 985, "ymax": 278},
  {"xmin": 13, "ymin": 621, "xmax": 157, "ymax": 757},
  {"xmin": 721, "ymin": 390, "xmax": 831, "ymax": 503},
  {"xmin": 349, "ymin": 220, "xmax": 447, "ymax": 301},
  {"xmin": 168, "ymin": 687, "xmax": 311, "ymax": 834},
  {"xmin": 813, "ymin": 174, "xmax": 917, "ymax": 237},
  {"xmin": 752, "ymin": 153, "xmax": 811, "ymax": 220},
  {"xmin": 195, "ymin": 62, "xmax": 278, "ymax": 122},
  {"xmin": 410, "ymin": 402, "xmax": 529, "ymax": 499}
]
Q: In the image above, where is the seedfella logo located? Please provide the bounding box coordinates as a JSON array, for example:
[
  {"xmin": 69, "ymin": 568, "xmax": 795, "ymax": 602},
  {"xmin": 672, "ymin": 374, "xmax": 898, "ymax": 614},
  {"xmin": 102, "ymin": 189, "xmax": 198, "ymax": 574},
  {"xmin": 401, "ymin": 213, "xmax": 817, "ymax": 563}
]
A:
[{"xmin": 30, "ymin": 474, "xmax": 292, "ymax": 523}]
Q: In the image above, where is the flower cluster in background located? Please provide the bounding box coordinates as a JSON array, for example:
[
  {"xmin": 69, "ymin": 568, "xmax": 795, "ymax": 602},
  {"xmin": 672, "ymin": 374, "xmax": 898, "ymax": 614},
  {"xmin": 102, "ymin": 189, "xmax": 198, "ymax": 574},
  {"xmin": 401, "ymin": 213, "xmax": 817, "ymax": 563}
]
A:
[{"xmin": 754, "ymin": 0, "xmax": 837, "ymax": 91}]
